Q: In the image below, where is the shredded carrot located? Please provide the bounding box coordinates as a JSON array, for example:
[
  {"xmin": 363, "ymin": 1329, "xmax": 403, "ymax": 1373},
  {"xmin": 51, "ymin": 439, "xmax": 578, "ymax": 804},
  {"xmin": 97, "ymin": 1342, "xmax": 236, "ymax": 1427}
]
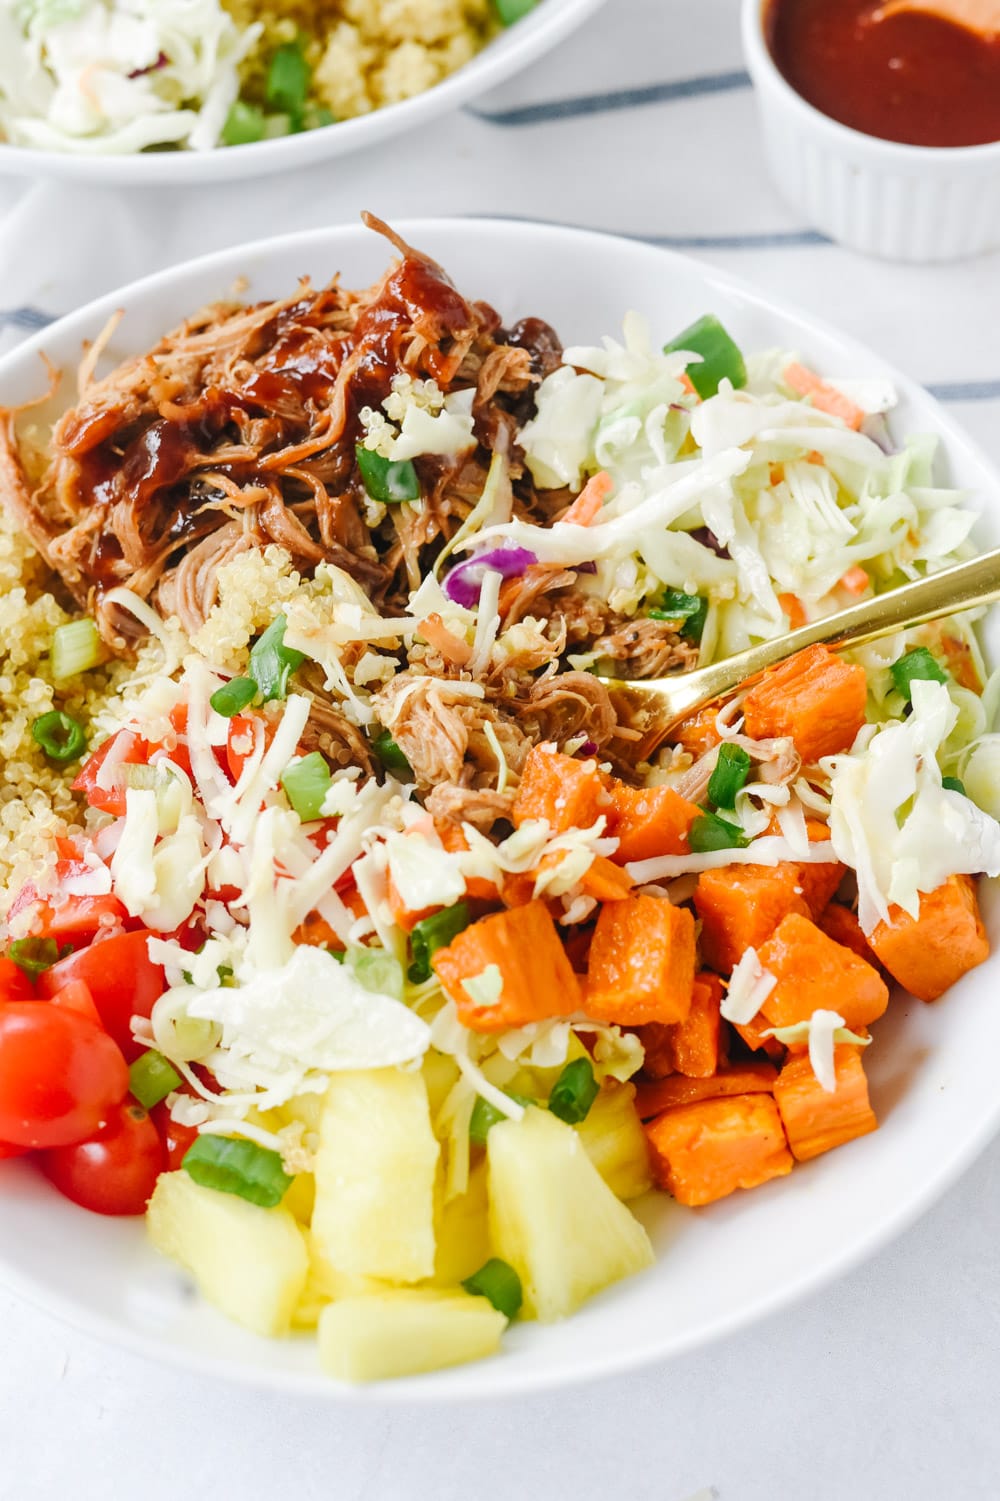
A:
[
  {"xmin": 784, "ymin": 362, "xmax": 865, "ymax": 431},
  {"xmin": 777, "ymin": 592, "xmax": 807, "ymax": 630},
  {"xmin": 561, "ymin": 470, "xmax": 613, "ymax": 527},
  {"xmin": 678, "ymin": 371, "xmax": 699, "ymax": 399},
  {"xmin": 418, "ymin": 612, "xmax": 472, "ymax": 666},
  {"xmin": 839, "ymin": 565, "xmax": 870, "ymax": 596},
  {"xmin": 769, "ymin": 462, "xmax": 784, "ymax": 486}
]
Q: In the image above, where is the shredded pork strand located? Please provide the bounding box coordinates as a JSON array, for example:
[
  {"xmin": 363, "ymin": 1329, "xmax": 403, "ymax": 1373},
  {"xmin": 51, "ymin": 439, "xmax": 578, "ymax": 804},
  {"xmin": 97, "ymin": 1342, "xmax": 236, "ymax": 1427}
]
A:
[{"xmin": 0, "ymin": 217, "xmax": 717, "ymax": 800}]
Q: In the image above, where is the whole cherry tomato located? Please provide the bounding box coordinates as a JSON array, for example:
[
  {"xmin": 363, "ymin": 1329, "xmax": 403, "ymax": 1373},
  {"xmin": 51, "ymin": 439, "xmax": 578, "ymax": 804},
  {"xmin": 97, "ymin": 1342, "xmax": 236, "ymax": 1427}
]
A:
[
  {"xmin": 38, "ymin": 931, "xmax": 165, "ymax": 1061},
  {"xmin": 0, "ymin": 958, "xmax": 34, "ymax": 1003},
  {"xmin": 40, "ymin": 1100, "xmax": 164, "ymax": 1216},
  {"xmin": 0, "ymin": 1141, "xmax": 27, "ymax": 1161},
  {"xmin": 0, "ymin": 1002, "xmax": 128, "ymax": 1148}
]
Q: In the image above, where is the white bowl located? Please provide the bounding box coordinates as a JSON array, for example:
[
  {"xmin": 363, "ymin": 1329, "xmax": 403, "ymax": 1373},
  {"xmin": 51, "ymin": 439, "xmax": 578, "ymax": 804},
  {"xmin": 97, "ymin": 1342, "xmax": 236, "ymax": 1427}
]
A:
[
  {"xmin": 1, "ymin": 217, "xmax": 999, "ymax": 1400},
  {"xmin": 0, "ymin": 0, "xmax": 604, "ymax": 185},
  {"xmin": 741, "ymin": 0, "xmax": 1000, "ymax": 262}
]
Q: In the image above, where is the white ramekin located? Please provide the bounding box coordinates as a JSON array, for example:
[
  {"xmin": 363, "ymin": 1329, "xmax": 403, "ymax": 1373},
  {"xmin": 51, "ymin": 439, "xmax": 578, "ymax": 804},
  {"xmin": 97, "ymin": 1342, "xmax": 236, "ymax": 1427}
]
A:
[{"xmin": 741, "ymin": 0, "xmax": 1000, "ymax": 262}]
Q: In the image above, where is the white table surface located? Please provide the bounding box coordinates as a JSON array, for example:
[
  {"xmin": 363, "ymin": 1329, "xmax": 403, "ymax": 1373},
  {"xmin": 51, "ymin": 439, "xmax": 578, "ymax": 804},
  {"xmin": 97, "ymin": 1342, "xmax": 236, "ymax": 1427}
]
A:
[{"xmin": 2, "ymin": 2, "xmax": 999, "ymax": 1496}]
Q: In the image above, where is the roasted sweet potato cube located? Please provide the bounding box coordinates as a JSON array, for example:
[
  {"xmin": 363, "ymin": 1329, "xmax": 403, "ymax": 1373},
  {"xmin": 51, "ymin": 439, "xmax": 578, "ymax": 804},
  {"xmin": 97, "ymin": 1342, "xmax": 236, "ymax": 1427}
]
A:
[
  {"xmin": 607, "ymin": 782, "xmax": 701, "ymax": 865},
  {"xmin": 585, "ymin": 894, "xmax": 695, "ymax": 1026},
  {"xmin": 635, "ymin": 1063, "xmax": 778, "ymax": 1120},
  {"xmin": 645, "ymin": 1093, "xmax": 793, "ymax": 1206},
  {"xmin": 733, "ymin": 1012, "xmax": 785, "ymax": 1060},
  {"xmin": 512, "ymin": 742, "xmax": 610, "ymax": 833},
  {"xmin": 694, "ymin": 863, "xmax": 810, "ymax": 974},
  {"xmin": 759, "ymin": 913, "xmax": 889, "ymax": 1031},
  {"xmin": 669, "ymin": 705, "xmax": 723, "ymax": 758},
  {"xmin": 819, "ymin": 903, "xmax": 881, "ymax": 969},
  {"xmin": 432, "ymin": 900, "xmax": 581, "ymax": 1032},
  {"xmin": 869, "ymin": 874, "xmax": 989, "ymax": 1002},
  {"xmin": 636, "ymin": 972, "xmax": 722, "ymax": 1079},
  {"xmin": 741, "ymin": 644, "xmax": 867, "ymax": 763},
  {"xmin": 667, "ymin": 971, "xmax": 723, "ymax": 1077},
  {"xmin": 774, "ymin": 1045, "xmax": 877, "ymax": 1161}
]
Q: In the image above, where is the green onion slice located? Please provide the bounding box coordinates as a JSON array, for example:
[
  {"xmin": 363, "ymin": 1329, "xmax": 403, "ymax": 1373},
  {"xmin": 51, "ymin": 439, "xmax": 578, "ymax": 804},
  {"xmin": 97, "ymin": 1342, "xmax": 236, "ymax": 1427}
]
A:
[
  {"xmin": 280, "ymin": 751, "xmax": 333, "ymax": 822},
  {"xmin": 492, "ymin": 0, "xmax": 539, "ymax": 22},
  {"xmin": 182, "ymin": 1135, "xmax": 293, "ymax": 1208},
  {"xmin": 221, "ymin": 99, "xmax": 266, "ymax": 147},
  {"xmin": 688, "ymin": 810, "xmax": 751, "ymax": 854},
  {"xmin": 248, "ymin": 614, "xmax": 305, "ymax": 703},
  {"xmin": 649, "ymin": 588, "xmax": 708, "ymax": 644},
  {"xmin": 266, "ymin": 42, "xmax": 310, "ymax": 118},
  {"xmin": 942, "ymin": 775, "xmax": 967, "ymax": 795},
  {"xmin": 408, "ymin": 902, "xmax": 471, "ymax": 984},
  {"xmin": 890, "ymin": 646, "xmax": 948, "ymax": 702},
  {"xmin": 51, "ymin": 619, "xmax": 101, "ymax": 682},
  {"xmin": 210, "ymin": 677, "xmax": 258, "ymax": 717},
  {"xmin": 469, "ymin": 1092, "xmax": 532, "ymax": 1147},
  {"xmin": 372, "ymin": 729, "xmax": 413, "ymax": 777},
  {"xmin": 462, "ymin": 1257, "xmax": 523, "ymax": 1319},
  {"xmin": 356, "ymin": 445, "xmax": 421, "ymax": 504},
  {"xmin": 32, "ymin": 710, "xmax": 87, "ymax": 763},
  {"xmin": 547, "ymin": 1057, "xmax": 600, "ymax": 1125},
  {"xmin": 707, "ymin": 742, "xmax": 752, "ymax": 811},
  {"xmin": 128, "ymin": 1050, "xmax": 182, "ymax": 1111},
  {"xmin": 8, "ymin": 936, "xmax": 60, "ymax": 981},
  {"xmin": 663, "ymin": 313, "xmax": 748, "ymax": 400}
]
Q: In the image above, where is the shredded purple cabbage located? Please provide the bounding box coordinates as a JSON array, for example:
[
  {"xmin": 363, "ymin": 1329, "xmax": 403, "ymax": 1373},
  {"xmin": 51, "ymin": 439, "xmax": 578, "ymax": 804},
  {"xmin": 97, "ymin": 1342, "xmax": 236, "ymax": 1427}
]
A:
[
  {"xmin": 442, "ymin": 546, "xmax": 537, "ymax": 608},
  {"xmin": 128, "ymin": 51, "xmax": 168, "ymax": 79},
  {"xmin": 574, "ymin": 561, "xmax": 598, "ymax": 575},
  {"xmin": 576, "ymin": 740, "xmax": 599, "ymax": 757}
]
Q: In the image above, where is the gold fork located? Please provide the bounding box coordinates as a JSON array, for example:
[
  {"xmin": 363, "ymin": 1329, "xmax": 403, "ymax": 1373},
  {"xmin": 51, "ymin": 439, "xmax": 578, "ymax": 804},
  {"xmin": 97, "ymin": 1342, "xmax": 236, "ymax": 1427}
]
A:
[{"xmin": 598, "ymin": 547, "xmax": 1000, "ymax": 759}]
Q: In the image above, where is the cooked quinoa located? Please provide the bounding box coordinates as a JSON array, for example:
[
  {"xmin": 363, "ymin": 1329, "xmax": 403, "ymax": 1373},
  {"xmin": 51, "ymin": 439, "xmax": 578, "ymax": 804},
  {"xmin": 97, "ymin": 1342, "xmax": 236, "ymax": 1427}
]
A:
[
  {"xmin": 0, "ymin": 512, "xmax": 184, "ymax": 917},
  {"xmin": 226, "ymin": 0, "xmax": 494, "ymax": 120}
]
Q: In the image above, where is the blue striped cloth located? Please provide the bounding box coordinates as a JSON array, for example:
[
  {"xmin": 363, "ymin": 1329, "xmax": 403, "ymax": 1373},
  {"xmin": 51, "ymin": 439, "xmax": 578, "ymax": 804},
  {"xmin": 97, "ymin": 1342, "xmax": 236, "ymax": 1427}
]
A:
[{"xmin": 1, "ymin": 0, "xmax": 999, "ymax": 456}]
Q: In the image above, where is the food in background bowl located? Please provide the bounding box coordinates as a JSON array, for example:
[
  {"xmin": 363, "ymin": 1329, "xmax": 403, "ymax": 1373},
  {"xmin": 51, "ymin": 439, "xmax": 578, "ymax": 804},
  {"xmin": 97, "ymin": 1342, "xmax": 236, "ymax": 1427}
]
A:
[
  {"xmin": 0, "ymin": 0, "xmax": 534, "ymax": 155},
  {"xmin": 1, "ymin": 218, "xmax": 999, "ymax": 1384}
]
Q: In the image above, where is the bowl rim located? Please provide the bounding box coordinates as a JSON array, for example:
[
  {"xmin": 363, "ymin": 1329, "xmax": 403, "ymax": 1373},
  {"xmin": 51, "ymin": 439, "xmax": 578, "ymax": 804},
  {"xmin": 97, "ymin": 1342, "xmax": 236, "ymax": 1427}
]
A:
[
  {"xmin": 2, "ymin": 214, "xmax": 1000, "ymax": 1401},
  {"xmin": 0, "ymin": 0, "xmax": 606, "ymax": 184},
  {"xmin": 741, "ymin": 0, "xmax": 1000, "ymax": 166}
]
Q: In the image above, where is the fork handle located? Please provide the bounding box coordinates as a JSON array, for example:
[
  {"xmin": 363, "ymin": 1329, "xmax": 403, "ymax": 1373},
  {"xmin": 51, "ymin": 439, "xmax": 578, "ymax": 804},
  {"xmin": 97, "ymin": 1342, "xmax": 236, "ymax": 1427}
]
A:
[{"xmin": 619, "ymin": 545, "xmax": 1000, "ymax": 741}]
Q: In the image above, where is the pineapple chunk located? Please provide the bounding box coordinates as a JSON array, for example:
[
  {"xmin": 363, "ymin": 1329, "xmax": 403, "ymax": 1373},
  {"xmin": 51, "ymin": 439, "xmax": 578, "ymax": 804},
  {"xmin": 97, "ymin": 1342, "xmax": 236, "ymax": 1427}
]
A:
[
  {"xmin": 428, "ymin": 1160, "xmax": 492, "ymax": 1287},
  {"xmin": 488, "ymin": 1106, "xmax": 654, "ymax": 1321},
  {"xmin": 307, "ymin": 1229, "xmax": 393, "ymax": 1301},
  {"xmin": 576, "ymin": 1083, "xmax": 652, "ymax": 1201},
  {"xmin": 147, "ymin": 1171, "xmax": 308, "ymax": 1337},
  {"xmin": 283, "ymin": 1172, "xmax": 316, "ymax": 1225},
  {"xmin": 318, "ymin": 1290, "xmax": 506, "ymax": 1382},
  {"xmin": 313, "ymin": 1068, "xmax": 439, "ymax": 1283}
]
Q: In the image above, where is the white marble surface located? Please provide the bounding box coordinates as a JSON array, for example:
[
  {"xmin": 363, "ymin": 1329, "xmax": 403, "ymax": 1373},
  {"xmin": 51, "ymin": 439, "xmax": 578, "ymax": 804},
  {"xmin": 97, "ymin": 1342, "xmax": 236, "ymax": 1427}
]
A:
[{"xmin": 2, "ymin": 0, "xmax": 999, "ymax": 1494}]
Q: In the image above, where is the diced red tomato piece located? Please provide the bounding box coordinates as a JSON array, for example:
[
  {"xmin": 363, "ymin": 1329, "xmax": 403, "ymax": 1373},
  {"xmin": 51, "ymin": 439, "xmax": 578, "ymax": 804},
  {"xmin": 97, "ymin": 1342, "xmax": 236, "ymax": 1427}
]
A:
[
  {"xmin": 48, "ymin": 979, "xmax": 103, "ymax": 1027},
  {"xmin": 37, "ymin": 931, "xmax": 165, "ymax": 1062},
  {"xmin": 72, "ymin": 730, "xmax": 150, "ymax": 817},
  {"xmin": 151, "ymin": 1102, "xmax": 199, "ymax": 1171},
  {"xmin": 226, "ymin": 712, "xmax": 268, "ymax": 783}
]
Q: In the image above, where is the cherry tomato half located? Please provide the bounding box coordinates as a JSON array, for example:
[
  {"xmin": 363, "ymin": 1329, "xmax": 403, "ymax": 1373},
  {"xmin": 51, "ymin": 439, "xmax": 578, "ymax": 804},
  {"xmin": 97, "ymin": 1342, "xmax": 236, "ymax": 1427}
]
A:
[
  {"xmin": 41, "ymin": 1100, "xmax": 164, "ymax": 1216},
  {"xmin": 151, "ymin": 1102, "xmax": 200, "ymax": 1171},
  {"xmin": 0, "ymin": 1141, "xmax": 28, "ymax": 1161},
  {"xmin": 226, "ymin": 712, "xmax": 269, "ymax": 783},
  {"xmin": 38, "ymin": 931, "xmax": 165, "ymax": 1062},
  {"xmin": 0, "ymin": 1002, "xmax": 128, "ymax": 1149}
]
